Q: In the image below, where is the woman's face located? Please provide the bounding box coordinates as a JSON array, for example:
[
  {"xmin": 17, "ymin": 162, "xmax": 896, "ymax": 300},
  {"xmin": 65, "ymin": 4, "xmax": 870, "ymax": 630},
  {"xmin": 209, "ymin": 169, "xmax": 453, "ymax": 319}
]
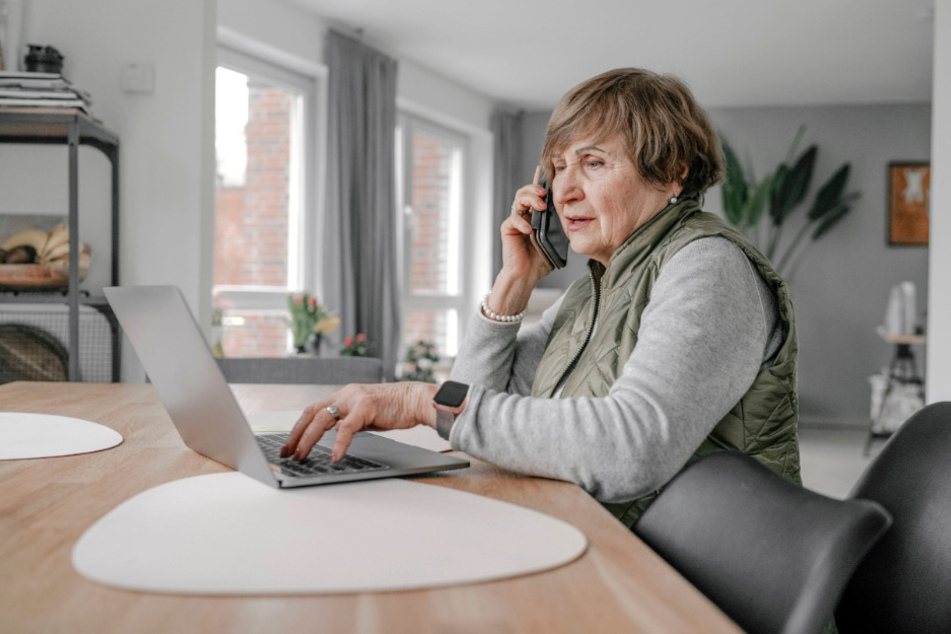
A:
[{"xmin": 550, "ymin": 134, "xmax": 675, "ymax": 266}]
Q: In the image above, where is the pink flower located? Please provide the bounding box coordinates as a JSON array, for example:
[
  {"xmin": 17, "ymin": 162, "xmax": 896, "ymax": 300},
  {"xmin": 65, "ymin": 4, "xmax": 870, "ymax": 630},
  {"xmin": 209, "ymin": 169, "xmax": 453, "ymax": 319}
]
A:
[
  {"xmin": 357, "ymin": 333, "xmax": 366, "ymax": 342},
  {"xmin": 309, "ymin": 297, "xmax": 317, "ymax": 308},
  {"xmin": 344, "ymin": 336, "xmax": 354, "ymax": 346}
]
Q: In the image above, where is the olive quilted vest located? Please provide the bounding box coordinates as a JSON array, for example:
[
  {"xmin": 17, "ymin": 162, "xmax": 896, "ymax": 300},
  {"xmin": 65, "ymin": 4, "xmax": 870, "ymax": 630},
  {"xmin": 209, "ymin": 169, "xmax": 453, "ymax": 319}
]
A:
[{"xmin": 530, "ymin": 198, "xmax": 801, "ymax": 528}]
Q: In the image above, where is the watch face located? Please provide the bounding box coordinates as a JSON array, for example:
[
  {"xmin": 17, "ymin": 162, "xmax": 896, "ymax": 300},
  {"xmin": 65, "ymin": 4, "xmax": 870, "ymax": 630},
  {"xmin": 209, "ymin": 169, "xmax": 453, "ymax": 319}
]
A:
[{"xmin": 435, "ymin": 380, "xmax": 468, "ymax": 408}]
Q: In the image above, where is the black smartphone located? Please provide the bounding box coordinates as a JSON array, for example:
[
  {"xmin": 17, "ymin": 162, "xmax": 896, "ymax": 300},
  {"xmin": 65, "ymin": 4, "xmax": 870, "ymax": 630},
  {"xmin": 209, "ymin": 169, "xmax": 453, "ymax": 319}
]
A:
[{"xmin": 529, "ymin": 182, "xmax": 569, "ymax": 269}]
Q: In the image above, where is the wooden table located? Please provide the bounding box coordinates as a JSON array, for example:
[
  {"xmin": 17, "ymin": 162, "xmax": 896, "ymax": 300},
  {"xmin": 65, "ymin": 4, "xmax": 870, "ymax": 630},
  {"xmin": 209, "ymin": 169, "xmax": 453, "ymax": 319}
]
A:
[{"xmin": 0, "ymin": 381, "xmax": 740, "ymax": 633}]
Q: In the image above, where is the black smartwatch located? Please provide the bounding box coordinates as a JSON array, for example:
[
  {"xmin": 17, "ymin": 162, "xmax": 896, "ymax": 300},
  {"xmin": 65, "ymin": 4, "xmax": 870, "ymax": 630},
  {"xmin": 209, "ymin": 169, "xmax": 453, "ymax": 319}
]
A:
[{"xmin": 433, "ymin": 380, "xmax": 469, "ymax": 440}]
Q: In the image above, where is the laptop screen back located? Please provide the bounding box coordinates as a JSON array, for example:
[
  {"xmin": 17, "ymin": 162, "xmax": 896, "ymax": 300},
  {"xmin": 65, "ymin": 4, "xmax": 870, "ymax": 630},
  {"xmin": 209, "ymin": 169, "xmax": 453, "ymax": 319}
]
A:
[{"xmin": 105, "ymin": 285, "xmax": 278, "ymax": 487}]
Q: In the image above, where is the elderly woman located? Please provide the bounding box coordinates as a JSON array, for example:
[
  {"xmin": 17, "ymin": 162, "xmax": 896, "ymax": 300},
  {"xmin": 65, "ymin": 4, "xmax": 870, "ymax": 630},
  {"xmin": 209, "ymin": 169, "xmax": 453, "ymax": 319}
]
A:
[{"xmin": 283, "ymin": 68, "xmax": 800, "ymax": 527}]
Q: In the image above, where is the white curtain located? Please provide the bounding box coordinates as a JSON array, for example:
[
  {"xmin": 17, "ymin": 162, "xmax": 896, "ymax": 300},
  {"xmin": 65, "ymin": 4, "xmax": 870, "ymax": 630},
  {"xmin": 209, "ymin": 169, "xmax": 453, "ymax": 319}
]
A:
[{"xmin": 322, "ymin": 30, "xmax": 400, "ymax": 380}]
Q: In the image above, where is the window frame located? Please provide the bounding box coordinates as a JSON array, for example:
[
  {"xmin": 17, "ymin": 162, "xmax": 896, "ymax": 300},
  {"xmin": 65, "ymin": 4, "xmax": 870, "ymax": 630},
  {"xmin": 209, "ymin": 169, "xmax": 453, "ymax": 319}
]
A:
[
  {"xmin": 213, "ymin": 45, "xmax": 324, "ymax": 316},
  {"xmin": 396, "ymin": 111, "xmax": 471, "ymax": 358}
]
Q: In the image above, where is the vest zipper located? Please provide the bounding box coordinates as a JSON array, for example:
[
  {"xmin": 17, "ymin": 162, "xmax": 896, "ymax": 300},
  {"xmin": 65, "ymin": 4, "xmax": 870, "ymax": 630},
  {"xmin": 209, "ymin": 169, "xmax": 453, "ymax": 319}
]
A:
[{"xmin": 553, "ymin": 269, "xmax": 605, "ymax": 395}]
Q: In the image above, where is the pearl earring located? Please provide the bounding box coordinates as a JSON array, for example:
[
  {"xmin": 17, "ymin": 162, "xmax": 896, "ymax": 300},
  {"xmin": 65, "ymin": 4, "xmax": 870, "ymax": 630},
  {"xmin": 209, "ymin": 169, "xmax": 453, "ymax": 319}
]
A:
[{"xmin": 669, "ymin": 195, "xmax": 678, "ymax": 204}]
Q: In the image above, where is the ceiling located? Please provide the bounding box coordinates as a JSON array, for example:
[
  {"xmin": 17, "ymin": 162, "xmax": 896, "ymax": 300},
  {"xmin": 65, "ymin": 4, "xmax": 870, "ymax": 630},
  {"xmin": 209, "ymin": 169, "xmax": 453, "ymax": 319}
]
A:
[{"xmin": 280, "ymin": 0, "xmax": 936, "ymax": 111}]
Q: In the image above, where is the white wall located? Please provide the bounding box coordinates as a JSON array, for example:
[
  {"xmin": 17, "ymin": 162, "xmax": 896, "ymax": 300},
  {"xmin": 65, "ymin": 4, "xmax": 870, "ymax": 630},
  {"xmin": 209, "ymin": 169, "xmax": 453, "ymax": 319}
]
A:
[
  {"xmin": 928, "ymin": 0, "xmax": 951, "ymax": 403},
  {"xmin": 218, "ymin": 0, "xmax": 324, "ymax": 75},
  {"xmin": 1, "ymin": 0, "xmax": 216, "ymax": 381},
  {"xmin": 709, "ymin": 105, "xmax": 930, "ymax": 423}
]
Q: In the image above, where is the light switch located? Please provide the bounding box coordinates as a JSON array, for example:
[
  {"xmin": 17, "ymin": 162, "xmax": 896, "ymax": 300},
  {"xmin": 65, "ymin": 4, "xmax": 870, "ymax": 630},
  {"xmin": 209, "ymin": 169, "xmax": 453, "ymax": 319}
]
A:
[{"xmin": 122, "ymin": 62, "xmax": 155, "ymax": 94}]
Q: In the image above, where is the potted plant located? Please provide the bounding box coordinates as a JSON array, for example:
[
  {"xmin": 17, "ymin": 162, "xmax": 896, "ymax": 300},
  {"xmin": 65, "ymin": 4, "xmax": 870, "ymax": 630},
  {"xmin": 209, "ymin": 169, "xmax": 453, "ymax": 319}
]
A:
[
  {"xmin": 720, "ymin": 126, "xmax": 861, "ymax": 278},
  {"xmin": 287, "ymin": 292, "xmax": 339, "ymax": 355},
  {"xmin": 340, "ymin": 333, "xmax": 369, "ymax": 357},
  {"xmin": 398, "ymin": 340, "xmax": 439, "ymax": 383}
]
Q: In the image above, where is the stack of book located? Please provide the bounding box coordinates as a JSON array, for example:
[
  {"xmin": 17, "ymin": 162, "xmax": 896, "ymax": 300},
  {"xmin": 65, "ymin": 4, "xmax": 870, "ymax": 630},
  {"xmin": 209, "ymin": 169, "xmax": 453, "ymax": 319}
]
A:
[{"xmin": 0, "ymin": 71, "xmax": 93, "ymax": 114}]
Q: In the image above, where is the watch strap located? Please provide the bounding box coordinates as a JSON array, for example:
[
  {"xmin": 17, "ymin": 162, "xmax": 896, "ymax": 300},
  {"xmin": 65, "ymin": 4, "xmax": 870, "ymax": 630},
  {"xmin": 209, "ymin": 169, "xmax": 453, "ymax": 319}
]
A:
[{"xmin": 435, "ymin": 407, "xmax": 455, "ymax": 440}]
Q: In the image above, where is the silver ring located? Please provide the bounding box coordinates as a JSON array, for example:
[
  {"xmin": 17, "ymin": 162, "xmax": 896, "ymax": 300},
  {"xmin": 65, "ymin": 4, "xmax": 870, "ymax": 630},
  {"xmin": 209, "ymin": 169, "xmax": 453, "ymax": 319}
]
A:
[
  {"xmin": 511, "ymin": 205, "xmax": 520, "ymax": 213},
  {"xmin": 326, "ymin": 404, "xmax": 341, "ymax": 421}
]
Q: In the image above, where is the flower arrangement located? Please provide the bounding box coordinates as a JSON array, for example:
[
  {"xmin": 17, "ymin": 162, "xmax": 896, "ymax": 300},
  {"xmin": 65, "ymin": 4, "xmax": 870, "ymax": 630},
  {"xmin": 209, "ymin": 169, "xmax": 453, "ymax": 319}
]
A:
[
  {"xmin": 340, "ymin": 333, "xmax": 369, "ymax": 357},
  {"xmin": 287, "ymin": 292, "xmax": 339, "ymax": 352},
  {"xmin": 399, "ymin": 340, "xmax": 439, "ymax": 383}
]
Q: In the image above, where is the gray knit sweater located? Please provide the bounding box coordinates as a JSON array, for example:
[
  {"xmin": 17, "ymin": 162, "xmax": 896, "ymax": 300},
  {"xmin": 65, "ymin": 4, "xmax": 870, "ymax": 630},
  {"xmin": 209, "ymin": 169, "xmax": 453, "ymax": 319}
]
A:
[{"xmin": 448, "ymin": 236, "xmax": 783, "ymax": 504}]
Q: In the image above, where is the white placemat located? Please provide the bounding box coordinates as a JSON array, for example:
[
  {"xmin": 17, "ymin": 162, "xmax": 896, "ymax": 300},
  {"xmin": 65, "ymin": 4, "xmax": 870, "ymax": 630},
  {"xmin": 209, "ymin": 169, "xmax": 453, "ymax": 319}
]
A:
[
  {"xmin": 72, "ymin": 472, "xmax": 587, "ymax": 594},
  {"xmin": 0, "ymin": 412, "xmax": 123, "ymax": 460}
]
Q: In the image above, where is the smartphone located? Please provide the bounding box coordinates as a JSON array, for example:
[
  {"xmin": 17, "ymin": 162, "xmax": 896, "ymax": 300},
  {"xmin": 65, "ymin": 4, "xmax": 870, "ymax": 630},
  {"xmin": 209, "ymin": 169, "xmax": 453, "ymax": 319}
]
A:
[{"xmin": 529, "ymin": 182, "xmax": 569, "ymax": 269}]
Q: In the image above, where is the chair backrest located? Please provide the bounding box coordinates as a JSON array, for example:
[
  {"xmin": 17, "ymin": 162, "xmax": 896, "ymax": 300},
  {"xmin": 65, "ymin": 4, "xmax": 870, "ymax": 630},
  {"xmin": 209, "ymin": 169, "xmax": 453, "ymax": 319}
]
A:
[
  {"xmin": 634, "ymin": 451, "xmax": 891, "ymax": 634},
  {"xmin": 835, "ymin": 402, "xmax": 951, "ymax": 634},
  {"xmin": 215, "ymin": 357, "xmax": 384, "ymax": 385}
]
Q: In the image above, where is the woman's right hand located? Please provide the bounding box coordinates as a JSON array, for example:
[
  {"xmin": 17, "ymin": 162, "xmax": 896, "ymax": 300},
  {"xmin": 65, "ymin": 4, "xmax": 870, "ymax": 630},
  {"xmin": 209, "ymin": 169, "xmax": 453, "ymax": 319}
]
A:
[
  {"xmin": 485, "ymin": 166, "xmax": 556, "ymax": 318},
  {"xmin": 500, "ymin": 166, "xmax": 555, "ymax": 285}
]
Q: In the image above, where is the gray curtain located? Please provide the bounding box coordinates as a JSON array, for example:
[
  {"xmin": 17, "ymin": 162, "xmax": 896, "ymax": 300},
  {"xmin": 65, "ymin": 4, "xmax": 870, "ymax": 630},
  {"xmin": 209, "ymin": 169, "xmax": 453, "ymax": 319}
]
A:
[
  {"xmin": 322, "ymin": 30, "xmax": 400, "ymax": 380},
  {"xmin": 491, "ymin": 107, "xmax": 525, "ymax": 273}
]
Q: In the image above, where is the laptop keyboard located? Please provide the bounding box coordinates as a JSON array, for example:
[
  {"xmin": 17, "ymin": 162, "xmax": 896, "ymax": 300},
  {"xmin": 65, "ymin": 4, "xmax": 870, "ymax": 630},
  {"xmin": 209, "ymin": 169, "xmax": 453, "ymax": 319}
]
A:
[{"xmin": 256, "ymin": 433, "xmax": 390, "ymax": 476}]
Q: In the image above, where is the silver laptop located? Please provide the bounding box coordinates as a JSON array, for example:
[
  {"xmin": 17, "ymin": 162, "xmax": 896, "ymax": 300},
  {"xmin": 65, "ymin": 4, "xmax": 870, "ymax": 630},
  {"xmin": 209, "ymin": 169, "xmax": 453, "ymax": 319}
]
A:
[{"xmin": 105, "ymin": 285, "xmax": 468, "ymax": 488}]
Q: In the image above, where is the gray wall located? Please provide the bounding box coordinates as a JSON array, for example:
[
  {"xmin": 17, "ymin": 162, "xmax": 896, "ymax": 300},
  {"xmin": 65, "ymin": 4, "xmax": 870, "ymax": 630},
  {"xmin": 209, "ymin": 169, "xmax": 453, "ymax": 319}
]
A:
[{"xmin": 517, "ymin": 104, "xmax": 931, "ymax": 425}]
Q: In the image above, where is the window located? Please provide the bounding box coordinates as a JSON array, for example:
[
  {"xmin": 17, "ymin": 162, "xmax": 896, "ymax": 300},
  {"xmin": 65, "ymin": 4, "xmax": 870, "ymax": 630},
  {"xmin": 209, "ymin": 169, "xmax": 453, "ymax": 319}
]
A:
[
  {"xmin": 396, "ymin": 115, "xmax": 468, "ymax": 358},
  {"xmin": 213, "ymin": 47, "xmax": 318, "ymax": 357}
]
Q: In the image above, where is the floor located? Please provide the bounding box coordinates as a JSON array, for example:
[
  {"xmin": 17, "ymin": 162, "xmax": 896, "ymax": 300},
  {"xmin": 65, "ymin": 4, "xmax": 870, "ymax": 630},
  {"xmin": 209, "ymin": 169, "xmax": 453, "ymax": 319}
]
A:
[{"xmin": 798, "ymin": 424, "xmax": 884, "ymax": 499}]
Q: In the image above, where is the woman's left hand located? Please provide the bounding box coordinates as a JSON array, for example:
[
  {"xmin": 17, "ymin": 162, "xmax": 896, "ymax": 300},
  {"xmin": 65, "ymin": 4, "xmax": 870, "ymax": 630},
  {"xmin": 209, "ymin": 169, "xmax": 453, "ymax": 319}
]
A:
[{"xmin": 280, "ymin": 382, "xmax": 439, "ymax": 462}]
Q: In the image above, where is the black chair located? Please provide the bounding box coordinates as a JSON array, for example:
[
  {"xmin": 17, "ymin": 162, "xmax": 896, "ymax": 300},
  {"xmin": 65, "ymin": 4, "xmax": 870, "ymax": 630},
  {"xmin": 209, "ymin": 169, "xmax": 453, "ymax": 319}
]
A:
[
  {"xmin": 633, "ymin": 451, "xmax": 891, "ymax": 634},
  {"xmin": 215, "ymin": 356, "xmax": 384, "ymax": 385},
  {"xmin": 835, "ymin": 402, "xmax": 951, "ymax": 634}
]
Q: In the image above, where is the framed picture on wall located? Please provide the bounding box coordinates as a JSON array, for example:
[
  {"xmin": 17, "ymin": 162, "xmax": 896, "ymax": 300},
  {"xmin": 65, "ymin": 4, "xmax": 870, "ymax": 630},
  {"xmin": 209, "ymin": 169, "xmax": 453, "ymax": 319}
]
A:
[{"xmin": 888, "ymin": 161, "xmax": 930, "ymax": 246}]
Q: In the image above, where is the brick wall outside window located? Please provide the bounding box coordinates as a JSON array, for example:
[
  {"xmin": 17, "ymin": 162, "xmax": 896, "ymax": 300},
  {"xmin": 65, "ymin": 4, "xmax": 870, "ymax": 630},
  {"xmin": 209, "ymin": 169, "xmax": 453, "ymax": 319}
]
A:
[
  {"xmin": 402, "ymin": 130, "xmax": 458, "ymax": 356},
  {"xmin": 215, "ymin": 84, "xmax": 293, "ymax": 358},
  {"xmin": 410, "ymin": 132, "xmax": 452, "ymax": 295},
  {"xmin": 221, "ymin": 312, "xmax": 288, "ymax": 358}
]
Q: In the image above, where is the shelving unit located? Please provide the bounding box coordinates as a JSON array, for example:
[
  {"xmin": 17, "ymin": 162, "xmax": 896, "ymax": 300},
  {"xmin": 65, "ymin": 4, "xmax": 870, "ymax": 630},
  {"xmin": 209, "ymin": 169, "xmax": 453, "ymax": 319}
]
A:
[{"xmin": 0, "ymin": 107, "xmax": 120, "ymax": 381}]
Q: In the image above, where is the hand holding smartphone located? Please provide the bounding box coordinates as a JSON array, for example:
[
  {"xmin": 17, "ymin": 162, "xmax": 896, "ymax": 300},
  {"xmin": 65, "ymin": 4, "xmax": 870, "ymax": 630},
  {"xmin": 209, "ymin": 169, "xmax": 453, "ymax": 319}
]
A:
[{"xmin": 529, "ymin": 180, "xmax": 569, "ymax": 270}]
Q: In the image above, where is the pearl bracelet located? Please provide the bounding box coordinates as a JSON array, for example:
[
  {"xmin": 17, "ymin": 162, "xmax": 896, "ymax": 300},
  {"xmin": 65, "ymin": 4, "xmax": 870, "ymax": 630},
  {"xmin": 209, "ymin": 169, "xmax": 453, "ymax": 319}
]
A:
[{"xmin": 481, "ymin": 292, "xmax": 526, "ymax": 323}]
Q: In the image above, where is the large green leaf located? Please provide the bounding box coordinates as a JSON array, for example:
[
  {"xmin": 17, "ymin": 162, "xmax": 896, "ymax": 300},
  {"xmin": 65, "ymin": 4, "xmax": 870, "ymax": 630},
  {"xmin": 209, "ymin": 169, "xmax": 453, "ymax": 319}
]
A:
[
  {"xmin": 808, "ymin": 163, "xmax": 851, "ymax": 221},
  {"xmin": 811, "ymin": 203, "xmax": 852, "ymax": 240},
  {"xmin": 784, "ymin": 146, "xmax": 817, "ymax": 210},
  {"xmin": 720, "ymin": 140, "xmax": 749, "ymax": 227},
  {"xmin": 769, "ymin": 145, "xmax": 816, "ymax": 226},
  {"xmin": 742, "ymin": 176, "xmax": 772, "ymax": 229},
  {"xmin": 719, "ymin": 126, "xmax": 860, "ymax": 278},
  {"xmin": 768, "ymin": 163, "xmax": 788, "ymax": 226}
]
